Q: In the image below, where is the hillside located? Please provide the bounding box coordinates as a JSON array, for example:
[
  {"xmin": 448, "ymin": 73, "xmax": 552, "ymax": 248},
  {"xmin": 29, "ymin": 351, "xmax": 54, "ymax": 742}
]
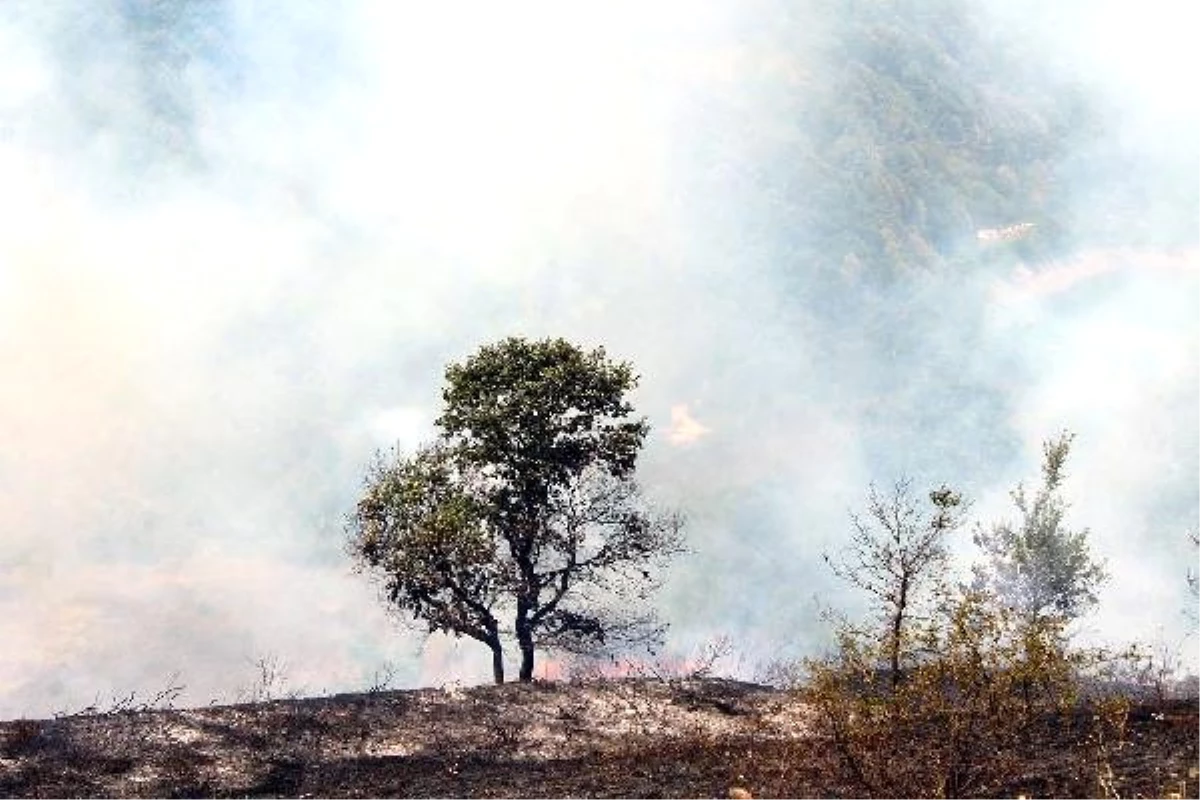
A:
[{"xmin": 0, "ymin": 678, "xmax": 1194, "ymax": 798}]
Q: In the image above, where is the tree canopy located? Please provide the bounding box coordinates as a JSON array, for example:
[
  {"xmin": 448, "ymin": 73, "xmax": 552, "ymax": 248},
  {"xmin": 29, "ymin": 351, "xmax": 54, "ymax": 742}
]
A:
[
  {"xmin": 347, "ymin": 337, "xmax": 684, "ymax": 683},
  {"xmin": 972, "ymin": 432, "xmax": 1107, "ymax": 624}
]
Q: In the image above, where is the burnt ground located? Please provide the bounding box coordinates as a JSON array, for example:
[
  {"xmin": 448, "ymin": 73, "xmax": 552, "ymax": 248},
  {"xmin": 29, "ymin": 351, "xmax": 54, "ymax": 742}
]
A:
[{"xmin": 0, "ymin": 678, "xmax": 1195, "ymax": 798}]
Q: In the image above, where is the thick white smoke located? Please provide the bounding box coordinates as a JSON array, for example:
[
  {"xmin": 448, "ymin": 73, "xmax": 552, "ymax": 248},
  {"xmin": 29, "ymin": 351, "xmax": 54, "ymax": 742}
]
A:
[{"xmin": 0, "ymin": 1, "xmax": 1194, "ymax": 716}]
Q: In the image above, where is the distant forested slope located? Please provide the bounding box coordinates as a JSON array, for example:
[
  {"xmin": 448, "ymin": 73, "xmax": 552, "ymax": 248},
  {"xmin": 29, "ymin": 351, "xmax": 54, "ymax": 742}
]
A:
[
  {"xmin": 676, "ymin": 0, "xmax": 1179, "ymax": 476},
  {"xmin": 688, "ymin": 0, "xmax": 1099, "ymax": 286},
  {"xmin": 803, "ymin": 0, "xmax": 1088, "ymax": 276}
]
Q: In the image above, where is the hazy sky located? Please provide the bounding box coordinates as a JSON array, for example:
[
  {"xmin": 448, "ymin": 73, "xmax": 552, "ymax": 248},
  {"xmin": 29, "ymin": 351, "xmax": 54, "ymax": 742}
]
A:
[{"xmin": 0, "ymin": 1, "xmax": 1196, "ymax": 717}]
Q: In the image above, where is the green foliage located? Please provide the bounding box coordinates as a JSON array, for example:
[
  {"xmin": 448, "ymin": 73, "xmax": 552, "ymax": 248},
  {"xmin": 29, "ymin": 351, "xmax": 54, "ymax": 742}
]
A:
[
  {"xmin": 354, "ymin": 444, "xmax": 501, "ymax": 645},
  {"xmin": 973, "ymin": 432, "xmax": 1108, "ymax": 623},
  {"xmin": 347, "ymin": 337, "xmax": 683, "ymax": 683},
  {"xmin": 439, "ymin": 336, "xmax": 649, "ymax": 511}
]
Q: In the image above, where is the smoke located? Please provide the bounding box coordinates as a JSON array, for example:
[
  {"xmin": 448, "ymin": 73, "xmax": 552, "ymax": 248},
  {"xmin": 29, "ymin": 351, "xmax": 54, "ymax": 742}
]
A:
[{"xmin": 0, "ymin": 1, "xmax": 1195, "ymax": 716}]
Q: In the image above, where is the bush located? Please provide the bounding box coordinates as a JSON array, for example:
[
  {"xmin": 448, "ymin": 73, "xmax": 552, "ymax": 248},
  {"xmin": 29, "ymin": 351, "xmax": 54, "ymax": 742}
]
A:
[{"xmin": 804, "ymin": 590, "xmax": 1130, "ymax": 798}]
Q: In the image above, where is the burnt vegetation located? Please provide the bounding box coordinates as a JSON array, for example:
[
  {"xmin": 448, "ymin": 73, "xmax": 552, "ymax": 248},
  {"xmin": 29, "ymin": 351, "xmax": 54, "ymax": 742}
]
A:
[
  {"xmin": 0, "ymin": 674, "xmax": 1194, "ymax": 798},
  {"xmin": 3, "ymin": 362, "xmax": 1196, "ymax": 798}
]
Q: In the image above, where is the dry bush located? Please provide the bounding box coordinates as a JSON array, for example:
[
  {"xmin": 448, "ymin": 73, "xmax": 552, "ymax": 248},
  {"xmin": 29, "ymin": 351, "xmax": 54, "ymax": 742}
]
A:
[
  {"xmin": 804, "ymin": 590, "xmax": 1131, "ymax": 798},
  {"xmin": 1105, "ymin": 638, "xmax": 1200, "ymax": 707},
  {"xmin": 237, "ymin": 654, "xmax": 291, "ymax": 703},
  {"xmin": 755, "ymin": 656, "xmax": 807, "ymax": 690}
]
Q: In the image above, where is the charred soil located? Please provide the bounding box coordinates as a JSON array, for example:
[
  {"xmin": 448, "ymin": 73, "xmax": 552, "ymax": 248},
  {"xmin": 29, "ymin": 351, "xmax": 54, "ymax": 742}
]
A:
[{"xmin": 0, "ymin": 678, "xmax": 1194, "ymax": 798}]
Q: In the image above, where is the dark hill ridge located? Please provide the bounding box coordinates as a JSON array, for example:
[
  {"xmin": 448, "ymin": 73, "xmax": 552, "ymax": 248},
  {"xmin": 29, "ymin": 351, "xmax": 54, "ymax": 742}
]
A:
[{"xmin": 0, "ymin": 678, "xmax": 1195, "ymax": 797}]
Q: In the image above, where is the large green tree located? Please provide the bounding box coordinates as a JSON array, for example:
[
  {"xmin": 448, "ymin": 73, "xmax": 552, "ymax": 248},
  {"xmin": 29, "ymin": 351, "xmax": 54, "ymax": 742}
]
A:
[{"xmin": 348, "ymin": 337, "xmax": 684, "ymax": 683}]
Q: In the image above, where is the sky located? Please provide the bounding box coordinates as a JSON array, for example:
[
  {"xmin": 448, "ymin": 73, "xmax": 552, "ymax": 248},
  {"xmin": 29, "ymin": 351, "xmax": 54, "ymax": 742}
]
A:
[{"xmin": 0, "ymin": 0, "xmax": 1196, "ymax": 717}]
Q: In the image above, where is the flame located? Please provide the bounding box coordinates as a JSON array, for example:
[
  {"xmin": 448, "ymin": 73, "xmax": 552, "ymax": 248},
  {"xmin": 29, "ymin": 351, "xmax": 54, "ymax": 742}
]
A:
[
  {"xmin": 666, "ymin": 403, "xmax": 711, "ymax": 445},
  {"xmin": 992, "ymin": 247, "xmax": 1199, "ymax": 304}
]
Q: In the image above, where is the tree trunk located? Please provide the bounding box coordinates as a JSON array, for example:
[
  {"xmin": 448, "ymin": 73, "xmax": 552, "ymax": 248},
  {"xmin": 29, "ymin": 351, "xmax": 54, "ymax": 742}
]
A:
[
  {"xmin": 515, "ymin": 587, "xmax": 537, "ymax": 682},
  {"xmin": 889, "ymin": 610, "xmax": 902, "ymax": 691},
  {"xmin": 489, "ymin": 639, "xmax": 505, "ymax": 684},
  {"xmin": 517, "ymin": 625, "xmax": 536, "ymax": 682},
  {"xmin": 890, "ymin": 577, "xmax": 909, "ymax": 692}
]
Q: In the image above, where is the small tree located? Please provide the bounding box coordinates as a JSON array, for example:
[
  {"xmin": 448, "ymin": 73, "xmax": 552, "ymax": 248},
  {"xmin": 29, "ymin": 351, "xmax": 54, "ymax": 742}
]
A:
[
  {"xmin": 348, "ymin": 337, "xmax": 684, "ymax": 683},
  {"xmin": 824, "ymin": 479, "xmax": 968, "ymax": 690},
  {"xmin": 973, "ymin": 431, "xmax": 1107, "ymax": 625}
]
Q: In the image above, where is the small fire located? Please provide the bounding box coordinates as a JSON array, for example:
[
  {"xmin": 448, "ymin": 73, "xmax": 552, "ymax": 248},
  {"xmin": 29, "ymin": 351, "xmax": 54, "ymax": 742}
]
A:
[{"xmin": 666, "ymin": 404, "xmax": 710, "ymax": 446}]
